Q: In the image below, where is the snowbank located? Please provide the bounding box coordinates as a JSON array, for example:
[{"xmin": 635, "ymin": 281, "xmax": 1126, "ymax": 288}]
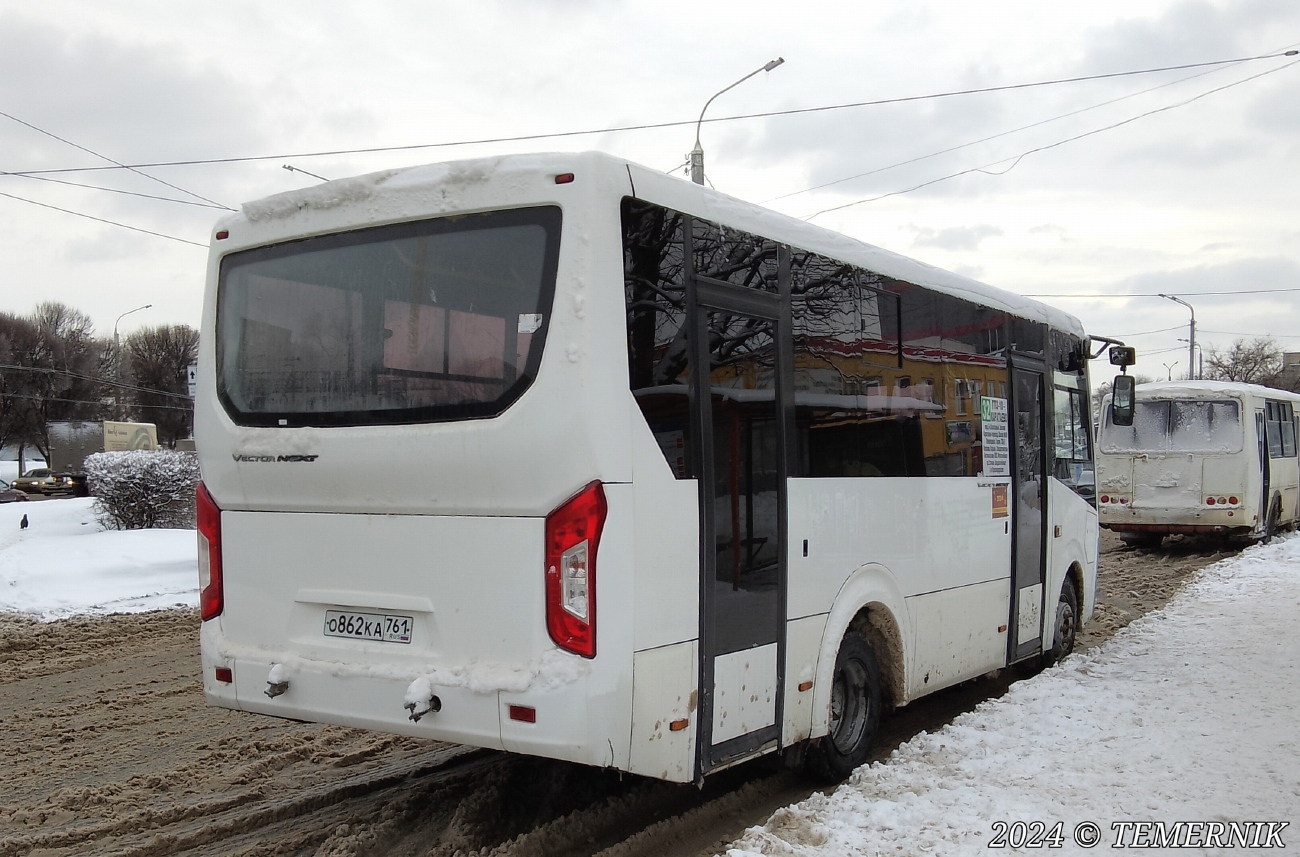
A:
[
  {"xmin": 728, "ymin": 535, "xmax": 1300, "ymax": 855},
  {"xmin": 0, "ymin": 498, "xmax": 196, "ymax": 620}
]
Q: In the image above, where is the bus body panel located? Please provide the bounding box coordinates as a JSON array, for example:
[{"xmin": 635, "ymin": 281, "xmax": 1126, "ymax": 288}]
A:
[
  {"xmin": 201, "ymin": 486, "xmax": 641, "ymax": 772},
  {"xmin": 1043, "ymin": 480, "xmax": 1099, "ymax": 638},
  {"xmin": 905, "ymin": 578, "xmax": 1012, "ymax": 693},
  {"xmin": 628, "ymin": 399, "xmax": 700, "ymax": 652},
  {"xmin": 628, "ymin": 640, "xmax": 698, "ymax": 783},
  {"xmin": 781, "ymin": 614, "xmax": 827, "ymax": 745},
  {"xmin": 196, "ymin": 153, "xmax": 637, "ymax": 519},
  {"xmin": 786, "ymin": 477, "xmax": 1013, "ymax": 610}
]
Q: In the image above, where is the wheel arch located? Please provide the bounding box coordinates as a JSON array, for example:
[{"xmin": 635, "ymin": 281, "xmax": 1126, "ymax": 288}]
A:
[{"xmin": 809, "ymin": 564, "xmax": 910, "ymax": 739}]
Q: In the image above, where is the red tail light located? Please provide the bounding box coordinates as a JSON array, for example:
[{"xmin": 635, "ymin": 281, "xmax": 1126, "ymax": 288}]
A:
[
  {"xmin": 197, "ymin": 482, "xmax": 224, "ymax": 621},
  {"xmin": 545, "ymin": 481, "xmax": 606, "ymax": 658}
]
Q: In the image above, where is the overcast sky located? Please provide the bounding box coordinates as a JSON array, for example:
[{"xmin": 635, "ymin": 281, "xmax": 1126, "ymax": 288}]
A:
[{"xmin": 2, "ymin": 0, "xmax": 1297, "ymax": 382}]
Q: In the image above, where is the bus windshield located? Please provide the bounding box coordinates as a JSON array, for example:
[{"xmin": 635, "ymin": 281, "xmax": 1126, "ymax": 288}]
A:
[
  {"xmin": 216, "ymin": 206, "xmax": 561, "ymax": 426},
  {"xmin": 1101, "ymin": 399, "xmax": 1242, "ymax": 453}
]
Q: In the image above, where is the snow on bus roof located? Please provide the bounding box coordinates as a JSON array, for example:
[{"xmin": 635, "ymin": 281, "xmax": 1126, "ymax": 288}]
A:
[
  {"xmin": 230, "ymin": 151, "xmax": 1084, "ymax": 338},
  {"xmin": 1135, "ymin": 380, "xmax": 1300, "ymax": 401}
]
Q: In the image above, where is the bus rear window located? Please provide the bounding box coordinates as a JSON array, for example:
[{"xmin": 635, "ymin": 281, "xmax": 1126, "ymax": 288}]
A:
[
  {"xmin": 1101, "ymin": 399, "xmax": 1242, "ymax": 454},
  {"xmin": 216, "ymin": 207, "xmax": 561, "ymax": 426}
]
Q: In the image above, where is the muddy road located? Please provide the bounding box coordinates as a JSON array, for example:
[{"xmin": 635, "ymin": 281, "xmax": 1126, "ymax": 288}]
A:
[{"xmin": 0, "ymin": 533, "xmax": 1233, "ymax": 857}]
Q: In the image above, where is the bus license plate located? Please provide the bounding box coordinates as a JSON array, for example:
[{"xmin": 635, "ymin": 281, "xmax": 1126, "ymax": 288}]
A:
[{"xmin": 323, "ymin": 610, "xmax": 413, "ymax": 644}]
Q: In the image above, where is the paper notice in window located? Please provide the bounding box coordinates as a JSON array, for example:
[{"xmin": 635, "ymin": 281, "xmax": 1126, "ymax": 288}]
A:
[{"xmin": 518, "ymin": 313, "xmax": 543, "ymax": 334}]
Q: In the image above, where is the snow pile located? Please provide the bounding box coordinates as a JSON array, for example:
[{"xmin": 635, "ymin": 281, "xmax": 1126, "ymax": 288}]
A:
[
  {"xmin": 241, "ymin": 169, "xmax": 401, "ymax": 221},
  {"xmin": 403, "ymin": 649, "xmax": 593, "ymax": 717},
  {"xmin": 0, "ymin": 498, "xmax": 196, "ymax": 619},
  {"xmin": 727, "ymin": 535, "xmax": 1300, "ymax": 856}
]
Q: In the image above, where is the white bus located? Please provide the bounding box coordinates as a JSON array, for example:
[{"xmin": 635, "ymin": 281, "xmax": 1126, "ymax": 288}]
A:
[
  {"xmin": 195, "ymin": 152, "xmax": 1102, "ymax": 784},
  {"xmin": 1097, "ymin": 380, "xmax": 1300, "ymax": 547}
]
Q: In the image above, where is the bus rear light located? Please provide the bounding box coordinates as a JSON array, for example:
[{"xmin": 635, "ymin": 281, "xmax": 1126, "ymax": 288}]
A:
[
  {"xmin": 1218, "ymin": 497, "xmax": 1228, "ymax": 505},
  {"xmin": 545, "ymin": 481, "xmax": 607, "ymax": 659},
  {"xmin": 1206, "ymin": 497, "xmax": 1216, "ymax": 505},
  {"xmin": 215, "ymin": 667, "xmax": 233, "ymax": 684},
  {"xmin": 1100, "ymin": 495, "xmax": 1110, "ymax": 504},
  {"xmin": 554, "ymin": 173, "xmax": 575, "ymax": 184},
  {"xmin": 1229, "ymin": 496, "xmax": 1239, "ymax": 505},
  {"xmin": 197, "ymin": 482, "xmax": 224, "ymax": 621}
]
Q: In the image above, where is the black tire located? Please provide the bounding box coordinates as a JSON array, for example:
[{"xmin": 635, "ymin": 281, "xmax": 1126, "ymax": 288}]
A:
[
  {"xmin": 807, "ymin": 632, "xmax": 883, "ymax": 782},
  {"xmin": 1262, "ymin": 498, "xmax": 1281, "ymax": 544},
  {"xmin": 1043, "ymin": 581, "xmax": 1079, "ymax": 667},
  {"xmin": 1120, "ymin": 531, "xmax": 1164, "ymax": 549}
]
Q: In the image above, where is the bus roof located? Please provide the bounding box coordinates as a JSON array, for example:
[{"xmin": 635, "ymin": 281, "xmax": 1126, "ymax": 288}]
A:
[
  {"xmin": 221, "ymin": 150, "xmax": 1086, "ymax": 338},
  {"xmin": 1135, "ymin": 380, "xmax": 1300, "ymax": 401}
]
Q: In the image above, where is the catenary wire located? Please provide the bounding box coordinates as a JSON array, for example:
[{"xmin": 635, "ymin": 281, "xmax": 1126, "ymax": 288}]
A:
[
  {"xmin": 0, "ymin": 362, "xmax": 194, "ymax": 399},
  {"xmin": 765, "ymin": 42, "xmax": 1300, "ymax": 205},
  {"xmin": 6, "ymin": 52, "xmax": 1295, "ymax": 178},
  {"xmin": 0, "ymin": 109, "xmax": 232, "ymax": 209},
  {"xmin": 0, "ymin": 190, "xmax": 207, "ymax": 248},
  {"xmin": 5, "ymin": 173, "xmax": 230, "ymax": 209},
  {"xmin": 801, "ymin": 58, "xmax": 1300, "ymax": 220}
]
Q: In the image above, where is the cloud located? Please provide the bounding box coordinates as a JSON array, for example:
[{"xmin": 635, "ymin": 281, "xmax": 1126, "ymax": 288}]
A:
[{"xmin": 910, "ymin": 224, "xmax": 1003, "ymax": 251}]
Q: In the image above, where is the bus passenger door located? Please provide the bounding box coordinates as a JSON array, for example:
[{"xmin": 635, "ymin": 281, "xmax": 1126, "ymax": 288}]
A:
[
  {"xmin": 1009, "ymin": 365, "xmax": 1047, "ymax": 661},
  {"xmin": 687, "ymin": 290, "xmax": 790, "ymax": 776},
  {"xmin": 1256, "ymin": 410, "xmax": 1270, "ymax": 529}
]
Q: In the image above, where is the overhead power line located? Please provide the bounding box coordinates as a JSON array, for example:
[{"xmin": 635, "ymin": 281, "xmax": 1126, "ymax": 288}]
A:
[
  {"xmin": 0, "ymin": 109, "xmax": 232, "ymax": 209},
  {"xmin": 0, "ymin": 189, "xmax": 207, "ymax": 247},
  {"xmin": 8, "ymin": 173, "xmax": 230, "ymax": 209},
  {"xmin": 0, "ymin": 362, "xmax": 193, "ymax": 399},
  {"xmin": 5, "ymin": 51, "xmax": 1295, "ymax": 178},
  {"xmin": 801, "ymin": 57, "xmax": 1300, "ymax": 219}
]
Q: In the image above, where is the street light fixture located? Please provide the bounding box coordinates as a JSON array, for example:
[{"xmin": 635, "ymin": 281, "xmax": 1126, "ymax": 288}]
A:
[
  {"xmin": 113, "ymin": 304, "xmax": 152, "ymax": 419},
  {"xmin": 1158, "ymin": 294, "xmax": 1196, "ymax": 380},
  {"xmin": 1162, "ymin": 360, "xmax": 1179, "ymax": 381},
  {"xmin": 690, "ymin": 57, "xmax": 785, "ymax": 186}
]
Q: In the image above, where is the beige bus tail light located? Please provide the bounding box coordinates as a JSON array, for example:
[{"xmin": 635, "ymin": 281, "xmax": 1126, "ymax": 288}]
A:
[
  {"xmin": 545, "ymin": 481, "xmax": 606, "ymax": 658},
  {"xmin": 197, "ymin": 482, "xmax": 224, "ymax": 621}
]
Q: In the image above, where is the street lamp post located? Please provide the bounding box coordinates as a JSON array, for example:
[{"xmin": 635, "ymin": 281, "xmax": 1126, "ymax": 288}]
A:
[
  {"xmin": 1162, "ymin": 361, "xmax": 1179, "ymax": 381},
  {"xmin": 113, "ymin": 304, "xmax": 152, "ymax": 419},
  {"xmin": 1179, "ymin": 338, "xmax": 1203, "ymax": 380},
  {"xmin": 690, "ymin": 57, "xmax": 785, "ymax": 186},
  {"xmin": 1158, "ymin": 294, "xmax": 1196, "ymax": 380}
]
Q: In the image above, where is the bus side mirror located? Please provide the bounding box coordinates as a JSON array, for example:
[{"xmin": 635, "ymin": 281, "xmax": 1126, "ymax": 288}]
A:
[{"xmin": 1111, "ymin": 375, "xmax": 1136, "ymax": 427}]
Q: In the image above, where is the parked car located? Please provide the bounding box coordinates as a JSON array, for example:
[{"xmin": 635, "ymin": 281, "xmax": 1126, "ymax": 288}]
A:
[
  {"xmin": 0, "ymin": 479, "xmax": 29, "ymax": 503},
  {"xmin": 11, "ymin": 468, "xmax": 74, "ymax": 495}
]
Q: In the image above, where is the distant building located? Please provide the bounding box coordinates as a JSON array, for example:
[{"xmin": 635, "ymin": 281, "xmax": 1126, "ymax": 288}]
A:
[{"xmin": 1280, "ymin": 352, "xmax": 1300, "ymax": 392}]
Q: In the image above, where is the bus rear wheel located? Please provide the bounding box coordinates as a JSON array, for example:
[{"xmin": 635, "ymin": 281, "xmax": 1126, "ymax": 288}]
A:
[
  {"xmin": 1120, "ymin": 531, "xmax": 1164, "ymax": 549},
  {"xmin": 807, "ymin": 632, "xmax": 882, "ymax": 782},
  {"xmin": 1262, "ymin": 498, "xmax": 1281, "ymax": 544}
]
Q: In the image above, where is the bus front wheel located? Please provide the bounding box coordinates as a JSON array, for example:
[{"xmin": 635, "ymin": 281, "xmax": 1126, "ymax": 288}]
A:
[
  {"xmin": 1044, "ymin": 581, "xmax": 1079, "ymax": 667},
  {"xmin": 807, "ymin": 632, "xmax": 882, "ymax": 781}
]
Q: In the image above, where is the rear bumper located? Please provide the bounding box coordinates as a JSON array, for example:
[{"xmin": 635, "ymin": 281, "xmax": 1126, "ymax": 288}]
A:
[{"xmin": 200, "ymin": 620, "xmax": 611, "ymax": 767}]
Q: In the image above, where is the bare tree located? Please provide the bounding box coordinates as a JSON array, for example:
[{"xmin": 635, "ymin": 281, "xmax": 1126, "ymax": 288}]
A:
[
  {"xmin": 1203, "ymin": 337, "xmax": 1283, "ymax": 385},
  {"xmin": 124, "ymin": 324, "xmax": 198, "ymax": 447},
  {"xmin": 0, "ymin": 303, "xmax": 111, "ymax": 465}
]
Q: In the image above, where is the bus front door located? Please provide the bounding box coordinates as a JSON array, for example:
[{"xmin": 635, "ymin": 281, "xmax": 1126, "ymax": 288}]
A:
[{"xmin": 1010, "ymin": 364, "xmax": 1048, "ymax": 661}]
